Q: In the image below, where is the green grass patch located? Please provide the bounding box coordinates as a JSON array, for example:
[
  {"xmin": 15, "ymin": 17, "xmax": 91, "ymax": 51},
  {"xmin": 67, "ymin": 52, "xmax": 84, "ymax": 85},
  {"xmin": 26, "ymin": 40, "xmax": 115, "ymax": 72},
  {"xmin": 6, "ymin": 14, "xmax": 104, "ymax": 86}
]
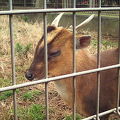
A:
[
  {"xmin": 15, "ymin": 42, "xmax": 32, "ymax": 57},
  {"xmin": 22, "ymin": 90, "xmax": 42, "ymax": 101},
  {"xmin": 64, "ymin": 114, "xmax": 83, "ymax": 120},
  {"xmin": 18, "ymin": 104, "xmax": 45, "ymax": 120},
  {"xmin": 21, "ymin": 15, "xmax": 30, "ymax": 22},
  {"xmin": 0, "ymin": 78, "xmax": 11, "ymax": 87},
  {"xmin": 0, "ymin": 90, "xmax": 19, "ymax": 101},
  {"xmin": 91, "ymin": 39, "xmax": 117, "ymax": 49}
]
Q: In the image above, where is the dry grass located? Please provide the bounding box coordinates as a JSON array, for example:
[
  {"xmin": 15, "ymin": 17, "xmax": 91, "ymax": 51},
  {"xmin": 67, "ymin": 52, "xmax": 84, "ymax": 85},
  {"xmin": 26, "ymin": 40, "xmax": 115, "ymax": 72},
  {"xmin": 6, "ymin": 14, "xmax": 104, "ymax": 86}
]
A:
[
  {"xmin": 0, "ymin": 15, "xmax": 43, "ymax": 84},
  {"xmin": 0, "ymin": 15, "xmax": 118, "ymax": 120}
]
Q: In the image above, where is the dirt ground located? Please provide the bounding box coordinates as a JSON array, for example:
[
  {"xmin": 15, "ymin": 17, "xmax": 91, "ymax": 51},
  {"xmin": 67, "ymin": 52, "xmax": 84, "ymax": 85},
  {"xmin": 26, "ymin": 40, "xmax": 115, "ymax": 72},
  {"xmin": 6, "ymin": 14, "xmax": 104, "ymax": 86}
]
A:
[
  {"xmin": 0, "ymin": 82, "xmax": 72, "ymax": 120},
  {"xmin": 28, "ymin": 82, "xmax": 72, "ymax": 120}
]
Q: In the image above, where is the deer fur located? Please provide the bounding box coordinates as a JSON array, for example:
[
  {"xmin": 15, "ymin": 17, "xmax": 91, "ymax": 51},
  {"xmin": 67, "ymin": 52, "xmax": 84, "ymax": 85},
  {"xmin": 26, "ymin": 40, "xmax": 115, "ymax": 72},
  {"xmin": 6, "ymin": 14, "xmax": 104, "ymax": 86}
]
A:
[{"xmin": 25, "ymin": 16, "xmax": 119, "ymax": 120}]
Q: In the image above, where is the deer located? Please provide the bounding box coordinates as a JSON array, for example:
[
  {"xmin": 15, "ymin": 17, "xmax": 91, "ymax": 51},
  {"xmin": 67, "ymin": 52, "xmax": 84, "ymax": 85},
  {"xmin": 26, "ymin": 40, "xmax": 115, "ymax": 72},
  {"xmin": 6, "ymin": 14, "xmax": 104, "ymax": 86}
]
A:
[{"xmin": 25, "ymin": 13, "xmax": 119, "ymax": 120}]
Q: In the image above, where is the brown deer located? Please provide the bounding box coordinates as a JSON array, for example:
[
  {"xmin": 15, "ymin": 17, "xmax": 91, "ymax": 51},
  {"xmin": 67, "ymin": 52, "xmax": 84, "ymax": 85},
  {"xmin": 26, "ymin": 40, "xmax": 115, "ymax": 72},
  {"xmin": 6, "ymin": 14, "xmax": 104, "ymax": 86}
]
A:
[{"xmin": 25, "ymin": 13, "xmax": 119, "ymax": 120}]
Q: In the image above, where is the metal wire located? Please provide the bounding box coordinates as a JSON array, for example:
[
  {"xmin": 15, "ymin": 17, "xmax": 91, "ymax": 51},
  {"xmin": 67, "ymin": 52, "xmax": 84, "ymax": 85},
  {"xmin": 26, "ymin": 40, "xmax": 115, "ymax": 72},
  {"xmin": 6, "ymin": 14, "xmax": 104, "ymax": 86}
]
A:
[
  {"xmin": 116, "ymin": 10, "xmax": 120, "ymax": 115},
  {"xmin": 9, "ymin": 0, "xmax": 17, "ymax": 120},
  {"xmin": 72, "ymin": 0, "xmax": 77, "ymax": 119},
  {"xmin": 72, "ymin": 11, "xmax": 77, "ymax": 120},
  {"xmin": 82, "ymin": 107, "xmax": 120, "ymax": 120},
  {"xmin": 43, "ymin": 13, "xmax": 49, "ymax": 120},
  {"xmin": 45, "ymin": 82, "xmax": 49, "ymax": 120},
  {"xmin": 96, "ymin": 1, "xmax": 102, "ymax": 119},
  {"xmin": 9, "ymin": 15, "xmax": 18, "ymax": 120},
  {"xmin": 96, "ymin": 11, "xmax": 101, "ymax": 120},
  {"xmin": 43, "ymin": 0, "xmax": 49, "ymax": 119},
  {"xmin": 96, "ymin": 1, "xmax": 102, "ymax": 120},
  {"xmin": 1, "ymin": 64, "xmax": 120, "ymax": 92},
  {"xmin": 0, "ymin": 7, "xmax": 120, "ymax": 15},
  {"xmin": 44, "ymin": 0, "xmax": 47, "ymax": 9},
  {"xmin": 9, "ymin": 0, "xmax": 13, "ymax": 10}
]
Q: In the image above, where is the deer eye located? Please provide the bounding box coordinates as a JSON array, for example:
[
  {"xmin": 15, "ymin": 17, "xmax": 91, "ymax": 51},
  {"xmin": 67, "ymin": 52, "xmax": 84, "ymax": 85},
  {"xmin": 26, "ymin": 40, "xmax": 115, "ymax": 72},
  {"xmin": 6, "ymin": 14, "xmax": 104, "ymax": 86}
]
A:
[{"xmin": 48, "ymin": 50, "xmax": 61, "ymax": 59}]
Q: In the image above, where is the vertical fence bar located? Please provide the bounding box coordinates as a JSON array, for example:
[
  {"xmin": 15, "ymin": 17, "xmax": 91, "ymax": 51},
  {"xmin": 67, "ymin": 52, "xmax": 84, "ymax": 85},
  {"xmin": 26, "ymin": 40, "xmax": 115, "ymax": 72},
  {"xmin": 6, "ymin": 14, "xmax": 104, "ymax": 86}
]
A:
[
  {"xmin": 96, "ymin": 0, "xmax": 101, "ymax": 120},
  {"xmin": 44, "ymin": 0, "xmax": 47, "ymax": 9},
  {"xmin": 72, "ymin": 0, "xmax": 76, "ymax": 120},
  {"xmin": 44, "ymin": 13, "xmax": 49, "ymax": 120},
  {"xmin": 9, "ymin": 0, "xmax": 17, "ymax": 120},
  {"xmin": 72, "ymin": 12, "xmax": 77, "ymax": 120},
  {"xmin": 24, "ymin": 0, "xmax": 26, "ymax": 7},
  {"xmin": 9, "ymin": 0, "xmax": 13, "ymax": 10},
  {"xmin": 43, "ymin": 0, "xmax": 49, "ymax": 120},
  {"xmin": 96, "ymin": 11, "xmax": 101, "ymax": 120},
  {"xmin": 89, "ymin": 0, "xmax": 92, "ymax": 8},
  {"xmin": 116, "ymin": 10, "xmax": 120, "ymax": 114}
]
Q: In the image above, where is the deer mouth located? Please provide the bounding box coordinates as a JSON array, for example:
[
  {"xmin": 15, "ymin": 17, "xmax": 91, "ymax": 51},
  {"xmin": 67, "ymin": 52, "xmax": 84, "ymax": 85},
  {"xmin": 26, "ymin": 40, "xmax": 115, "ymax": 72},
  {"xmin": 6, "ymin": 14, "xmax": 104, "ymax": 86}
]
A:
[
  {"xmin": 25, "ymin": 70, "xmax": 35, "ymax": 81},
  {"xmin": 25, "ymin": 70, "xmax": 45, "ymax": 81}
]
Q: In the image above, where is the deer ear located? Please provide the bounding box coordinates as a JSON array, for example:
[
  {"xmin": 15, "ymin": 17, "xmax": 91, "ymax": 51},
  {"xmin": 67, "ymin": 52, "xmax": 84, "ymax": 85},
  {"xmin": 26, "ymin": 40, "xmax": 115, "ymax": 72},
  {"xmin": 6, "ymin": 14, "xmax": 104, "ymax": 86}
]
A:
[{"xmin": 76, "ymin": 35, "xmax": 91, "ymax": 49}]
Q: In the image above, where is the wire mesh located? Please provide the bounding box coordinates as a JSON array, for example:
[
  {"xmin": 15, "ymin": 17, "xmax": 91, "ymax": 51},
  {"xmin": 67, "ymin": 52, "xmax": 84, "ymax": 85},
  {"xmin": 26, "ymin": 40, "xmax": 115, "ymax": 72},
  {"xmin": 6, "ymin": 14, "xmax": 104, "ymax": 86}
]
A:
[{"xmin": 0, "ymin": 0, "xmax": 120, "ymax": 120}]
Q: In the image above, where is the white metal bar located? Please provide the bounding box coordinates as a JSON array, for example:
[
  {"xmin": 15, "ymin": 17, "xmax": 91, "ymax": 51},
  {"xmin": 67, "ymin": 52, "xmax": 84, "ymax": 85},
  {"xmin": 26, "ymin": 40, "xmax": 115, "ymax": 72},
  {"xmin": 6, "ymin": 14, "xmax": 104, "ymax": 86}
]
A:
[
  {"xmin": 116, "ymin": 10, "xmax": 120, "ymax": 115},
  {"xmin": 43, "ymin": 0, "xmax": 49, "ymax": 118},
  {"xmin": 9, "ymin": 0, "xmax": 13, "ymax": 10},
  {"xmin": 9, "ymin": 15, "xmax": 18, "ymax": 120},
  {"xmin": 72, "ymin": 0, "xmax": 77, "ymax": 119},
  {"xmin": 0, "ymin": 64, "xmax": 120, "ymax": 92},
  {"xmin": 72, "ymin": 11, "xmax": 77, "ymax": 120},
  {"xmin": 45, "ymin": 82, "xmax": 49, "ymax": 120},
  {"xmin": 0, "ymin": 7, "xmax": 120, "ymax": 15},
  {"xmin": 82, "ymin": 107, "xmax": 120, "ymax": 120},
  {"xmin": 44, "ymin": 0, "xmax": 47, "ymax": 9},
  {"xmin": 89, "ymin": 0, "xmax": 92, "ymax": 8},
  {"xmin": 9, "ymin": 0, "xmax": 17, "ymax": 120},
  {"xmin": 96, "ymin": 0, "xmax": 102, "ymax": 119},
  {"xmin": 96, "ymin": 11, "xmax": 101, "ymax": 120}
]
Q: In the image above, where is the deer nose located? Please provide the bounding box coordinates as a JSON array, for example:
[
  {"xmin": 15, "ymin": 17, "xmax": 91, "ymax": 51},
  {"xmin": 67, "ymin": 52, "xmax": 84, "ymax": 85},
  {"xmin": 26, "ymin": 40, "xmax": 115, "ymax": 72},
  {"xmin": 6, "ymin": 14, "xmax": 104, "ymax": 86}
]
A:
[{"xmin": 25, "ymin": 71, "xmax": 34, "ymax": 81}]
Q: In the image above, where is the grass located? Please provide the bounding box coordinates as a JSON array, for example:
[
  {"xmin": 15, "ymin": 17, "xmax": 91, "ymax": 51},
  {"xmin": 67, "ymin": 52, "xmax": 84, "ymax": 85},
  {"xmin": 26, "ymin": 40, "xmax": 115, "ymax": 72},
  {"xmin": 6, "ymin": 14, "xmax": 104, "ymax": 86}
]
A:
[
  {"xmin": 0, "ymin": 90, "xmax": 19, "ymax": 101},
  {"xmin": 21, "ymin": 15, "xmax": 30, "ymax": 22},
  {"xmin": 15, "ymin": 42, "xmax": 32, "ymax": 58},
  {"xmin": 0, "ymin": 16, "xmax": 45, "ymax": 119},
  {"xmin": 22, "ymin": 90, "xmax": 42, "ymax": 101},
  {"xmin": 17, "ymin": 104, "xmax": 45, "ymax": 120},
  {"xmin": 0, "ymin": 15, "xmax": 43, "ymax": 86},
  {"xmin": 64, "ymin": 114, "xmax": 83, "ymax": 120},
  {"xmin": 0, "ymin": 78, "xmax": 11, "ymax": 87},
  {"xmin": 0, "ymin": 104, "xmax": 45, "ymax": 120},
  {"xmin": 0, "ymin": 91, "xmax": 13, "ymax": 101},
  {"xmin": 91, "ymin": 38, "xmax": 117, "ymax": 50}
]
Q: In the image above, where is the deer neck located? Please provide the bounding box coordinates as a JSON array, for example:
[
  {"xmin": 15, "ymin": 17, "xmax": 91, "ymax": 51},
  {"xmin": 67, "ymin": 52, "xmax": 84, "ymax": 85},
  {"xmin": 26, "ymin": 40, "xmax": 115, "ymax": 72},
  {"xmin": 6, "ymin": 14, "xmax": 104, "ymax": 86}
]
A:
[
  {"xmin": 54, "ymin": 49, "xmax": 96, "ymax": 103},
  {"xmin": 76, "ymin": 49, "xmax": 96, "ymax": 72}
]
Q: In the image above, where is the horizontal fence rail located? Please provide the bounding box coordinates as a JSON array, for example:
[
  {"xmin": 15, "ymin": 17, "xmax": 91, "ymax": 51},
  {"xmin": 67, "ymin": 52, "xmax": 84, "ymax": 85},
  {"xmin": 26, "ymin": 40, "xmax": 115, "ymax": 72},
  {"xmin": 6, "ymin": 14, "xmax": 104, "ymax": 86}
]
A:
[
  {"xmin": 0, "ymin": 7, "xmax": 120, "ymax": 15},
  {"xmin": 82, "ymin": 107, "xmax": 120, "ymax": 120},
  {"xmin": 0, "ymin": 64, "xmax": 120, "ymax": 92}
]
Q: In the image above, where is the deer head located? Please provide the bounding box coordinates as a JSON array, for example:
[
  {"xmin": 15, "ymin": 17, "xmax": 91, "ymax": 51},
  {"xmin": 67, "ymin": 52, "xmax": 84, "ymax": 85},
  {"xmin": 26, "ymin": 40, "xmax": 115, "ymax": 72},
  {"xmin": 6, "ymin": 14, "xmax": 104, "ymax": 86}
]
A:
[{"xmin": 25, "ymin": 13, "xmax": 94, "ymax": 80}]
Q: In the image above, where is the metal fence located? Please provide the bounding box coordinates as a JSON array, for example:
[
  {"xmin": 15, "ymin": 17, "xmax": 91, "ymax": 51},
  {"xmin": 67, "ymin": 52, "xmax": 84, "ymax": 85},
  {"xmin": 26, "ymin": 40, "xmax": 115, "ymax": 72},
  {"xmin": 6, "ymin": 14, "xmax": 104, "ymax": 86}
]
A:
[
  {"xmin": 0, "ymin": 0, "xmax": 119, "ymax": 10},
  {"xmin": 0, "ymin": 0, "xmax": 120, "ymax": 120}
]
